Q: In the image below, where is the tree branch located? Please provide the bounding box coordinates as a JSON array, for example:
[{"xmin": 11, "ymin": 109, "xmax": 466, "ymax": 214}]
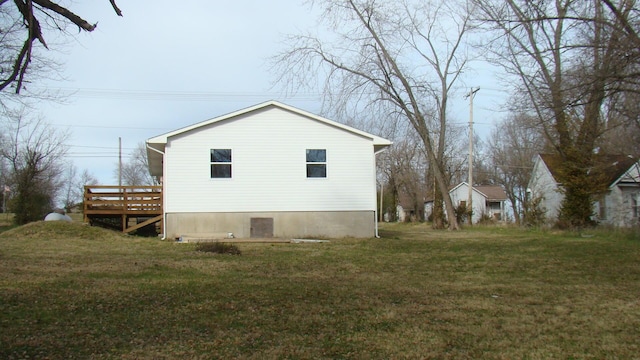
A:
[
  {"xmin": 2, "ymin": 0, "xmax": 122, "ymax": 94},
  {"xmin": 32, "ymin": 0, "xmax": 95, "ymax": 31}
]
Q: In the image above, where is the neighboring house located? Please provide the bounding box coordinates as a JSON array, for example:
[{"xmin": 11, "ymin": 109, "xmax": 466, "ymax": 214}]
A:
[
  {"xmin": 423, "ymin": 200, "xmax": 434, "ymax": 222},
  {"xmin": 528, "ymin": 153, "xmax": 640, "ymax": 227},
  {"xmin": 146, "ymin": 101, "xmax": 392, "ymax": 239},
  {"xmin": 423, "ymin": 183, "xmax": 508, "ymax": 224},
  {"xmin": 448, "ymin": 182, "xmax": 508, "ymax": 223},
  {"xmin": 395, "ymin": 191, "xmax": 427, "ymax": 222}
]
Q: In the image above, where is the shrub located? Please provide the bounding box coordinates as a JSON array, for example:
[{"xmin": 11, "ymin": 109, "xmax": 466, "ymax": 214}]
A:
[
  {"xmin": 524, "ymin": 195, "xmax": 547, "ymax": 227},
  {"xmin": 477, "ymin": 212, "xmax": 495, "ymax": 225},
  {"xmin": 454, "ymin": 203, "xmax": 472, "ymax": 224},
  {"xmin": 195, "ymin": 242, "xmax": 241, "ymax": 255}
]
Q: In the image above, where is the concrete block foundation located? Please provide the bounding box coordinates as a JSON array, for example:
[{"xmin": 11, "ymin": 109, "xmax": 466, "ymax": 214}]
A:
[{"xmin": 165, "ymin": 211, "xmax": 376, "ymax": 239}]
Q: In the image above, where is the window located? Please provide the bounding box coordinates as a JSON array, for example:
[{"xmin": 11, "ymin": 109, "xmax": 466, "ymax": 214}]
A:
[
  {"xmin": 210, "ymin": 149, "xmax": 231, "ymax": 178},
  {"xmin": 306, "ymin": 149, "xmax": 326, "ymax": 178}
]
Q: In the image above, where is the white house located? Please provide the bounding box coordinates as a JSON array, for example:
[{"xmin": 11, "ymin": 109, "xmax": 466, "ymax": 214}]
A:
[
  {"xmin": 423, "ymin": 183, "xmax": 508, "ymax": 223},
  {"xmin": 528, "ymin": 153, "xmax": 640, "ymax": 227},
  {"xmin": 448, "ymin": 182, "xmax": 508, "ymax": 223},
  {"xmin": 146, "ymin": 101, "xmax": 391, "ymax": 239}
]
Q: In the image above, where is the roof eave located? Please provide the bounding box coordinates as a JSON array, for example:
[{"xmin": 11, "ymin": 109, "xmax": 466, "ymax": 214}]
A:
[{"xmin": 146, "ymin": 142, "xmax": 165, "ymax": 177}]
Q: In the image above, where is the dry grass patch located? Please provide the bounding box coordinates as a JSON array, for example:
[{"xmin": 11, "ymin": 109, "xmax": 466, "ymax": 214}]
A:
[
  {"xmin": 0, "ymin": 221, "xmax": 639, "ymax": 359},
  {"xmin": 195, "ymin": 241, "xmax": 241, "ymax": 255}
]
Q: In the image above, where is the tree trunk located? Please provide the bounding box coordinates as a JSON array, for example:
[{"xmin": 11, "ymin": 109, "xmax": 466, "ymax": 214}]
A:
[{"xmin": 432, "ymin": 186, "xmax": 445, "ymax": 229}]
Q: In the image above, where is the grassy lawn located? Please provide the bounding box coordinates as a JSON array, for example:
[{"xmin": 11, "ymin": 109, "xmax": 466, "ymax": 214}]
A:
[
  {"xmin": 0, "ymin": 213, "xmax": 15, "ymax": 233},
  {"xmin": 0, "ymin": 221, "xmax": 638, "ymax": 359}
]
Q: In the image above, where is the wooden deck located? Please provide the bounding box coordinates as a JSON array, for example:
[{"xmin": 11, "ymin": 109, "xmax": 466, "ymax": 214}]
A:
[{"xmin": 84, "ymin": 185, "xmax": 162, "ymax": 234}]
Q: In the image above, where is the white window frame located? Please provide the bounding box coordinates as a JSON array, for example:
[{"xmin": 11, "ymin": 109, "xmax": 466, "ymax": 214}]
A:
[
  {"xmin": 210, "ymin": 148, "xmax": 232, "ymax": 179},
  {"xmin": 306, "ymin": 149, "xmax": 327, "ymax": 178}
]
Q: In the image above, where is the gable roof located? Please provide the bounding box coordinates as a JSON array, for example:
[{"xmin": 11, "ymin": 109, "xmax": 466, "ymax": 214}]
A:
[
  {"xmin": 475, "ymin": 185, "xmax": 508, "ymax": 201},
  {"xmin": 538, "ymin": 153, "xmax": 639, "ymax": 187},
  {"xmin": 449, "ymin": 182, "xmax": 508, "ymax": 201},
  {"xmin": 146, "ymin": 101, "xmax": 392, "ymax": 176}
]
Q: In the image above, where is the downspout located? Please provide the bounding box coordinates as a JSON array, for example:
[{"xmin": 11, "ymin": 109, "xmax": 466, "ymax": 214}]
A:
[
  {"xmin": 374, "ymin": 147, "xmax": 389, "ymax": 238},
  {"xmin": 146, "ymin": 144, "xmax": 166, "ymax": 240}
]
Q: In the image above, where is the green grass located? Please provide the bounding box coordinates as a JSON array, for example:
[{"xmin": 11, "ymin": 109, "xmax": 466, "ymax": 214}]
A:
[
  {"xmin": 0, "ymin": 212, "xmax": 15, "ymax": 232},
  {"xmin": 0, "ymin": 221, "xmax": 639, "ymax": 359}
]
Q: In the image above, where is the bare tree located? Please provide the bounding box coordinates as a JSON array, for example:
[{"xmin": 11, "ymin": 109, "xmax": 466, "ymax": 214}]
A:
[
  {"xmin": 60, "ymin": 164, "xmax": 97, "ymax": 213},
  {"xmin": 0, "ymin": 108, "xmax": 69, "ymax": 223},
  {"xmin": 60, "ymin": 163, "xmax": 77, "ymax": 212},
  {"xmin": 600, "ymin": 0, "xmax": 640, "ymax": 55},
  {"xmin": 596, "ymin": 1, "xmax": 640, "ymax": 137},
  {"xmin": 378, "ymin": 128, "xmax": 428, "ymax": 222},
  {"xmin": 445, "ymin": 128, "xmax": 487, "ymax": 187},
  {"xmin": 0, "ymin": 1, "xmax": 122, "ymax": 96},
  {"xmin": 474, "ymin": 0, "xmax": 639, "ymax": 227},
  {"xmin": 275, "ymin": 0, "xmax": 476, "ymax": 229},
  {"xmin": 0, "ymin": 157, "xmax": 9, "ymax": 212},
  {"xmin": 115, "ymin": 142, "xmax": 158, "ymax": 186},
  {"xmin": 488, "ymin": 112, "xmax": 546, "ymax": 225},
  {"xmin": 599, "ymin": 95, "xmax": 640, "ymax": 156}
]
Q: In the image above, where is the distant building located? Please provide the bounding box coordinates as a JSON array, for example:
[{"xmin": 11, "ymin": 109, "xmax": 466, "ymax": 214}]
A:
[
  {"xmin": 527, "ymin": 154, "xmax": 640, "ymax": 227},
  {"xmin": 395, "ymin": 191, "xmax": 427, "ymax": 222},
  {"xmin": 424, "ymin": 183, "xmax": 508, "ymax": 224}
]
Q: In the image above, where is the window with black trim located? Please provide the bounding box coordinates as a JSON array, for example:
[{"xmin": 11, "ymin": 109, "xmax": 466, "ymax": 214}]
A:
[
  {"xmin": 210, "ymin": 149, "xmax": 232, "ymax": 178},
  {"xmin": 306, "ymin": 149, "xmax": 326, "ymax": 178}
]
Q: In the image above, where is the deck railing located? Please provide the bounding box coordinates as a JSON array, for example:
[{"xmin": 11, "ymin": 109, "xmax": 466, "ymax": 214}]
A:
[{"xmin": 84, "ymin": 185, "xmax": 163, "ymax": 233}]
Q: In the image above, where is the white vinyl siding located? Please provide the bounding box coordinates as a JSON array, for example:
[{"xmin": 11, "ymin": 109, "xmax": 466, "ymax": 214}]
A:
[
  {"xmin": 163, "ymin": 107, "xmax": 376, "ymax": 213},
  {"xmin": 528, "ymin": 157, "xmax": 563, "ymax": 221},
  {"xmin": 449, "ymin": 184, "xmax": 489, "ymax": 224}
]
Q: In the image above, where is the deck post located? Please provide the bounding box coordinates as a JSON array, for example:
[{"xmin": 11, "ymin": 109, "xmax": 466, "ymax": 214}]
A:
[{"xmin": 122, "ymin": 187, "xmax": 127, "ymax": 232}]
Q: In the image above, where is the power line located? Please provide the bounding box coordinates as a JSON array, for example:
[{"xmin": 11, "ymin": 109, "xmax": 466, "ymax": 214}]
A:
[
  {"xmin": 450, "ymin": 121, "xmax": 494, "ymax": 126},
  {"xmin": 36, "ymin": 87, "xmax": 322, "ymax": 102},
  {"xmin": 38, "ymin": 86, "xmax": 509, "ymax": 103},
  {"xmin": 67, "ymin": 152, "xmax": 119, "ymax": 155},
  {"xmin": 52, "ymin": 123, "xmax": 170, "ymax": 130},
  {"xmin": 66, "ymin": 155, "xmax": 132, "ymax": 158},
  {"xmin": 69, "ymin": 145, "xmax": 136, "ymax": 150}
]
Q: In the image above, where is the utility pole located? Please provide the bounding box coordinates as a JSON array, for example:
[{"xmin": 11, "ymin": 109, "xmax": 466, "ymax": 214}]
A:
[
  {"xmin": 465, "ymin": 87, "xmax": 480, "ymax": 224},
  {"xmin": 118, "ymin": 137, "xmax": 122, "ymax": 188}
]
